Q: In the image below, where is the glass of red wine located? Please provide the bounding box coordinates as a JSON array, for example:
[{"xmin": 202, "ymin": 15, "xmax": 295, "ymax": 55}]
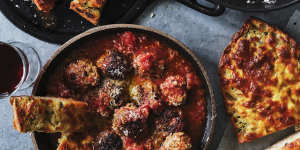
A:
[{"xmin": 0, "ymin": 41, "xmax": 41, "ymax": 99}]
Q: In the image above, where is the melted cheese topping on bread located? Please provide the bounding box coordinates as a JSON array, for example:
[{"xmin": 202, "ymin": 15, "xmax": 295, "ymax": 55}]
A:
[
  {"xmin": 219, "ymin": 18, "xmax": 300, "ymax": 143},
  {"xmin": 70, "ymin": 0, "xmax": 107, "ymax": 25},
  {"xmin": 10, "ymin": 96, "xmax": 96, "ymax": 133}
]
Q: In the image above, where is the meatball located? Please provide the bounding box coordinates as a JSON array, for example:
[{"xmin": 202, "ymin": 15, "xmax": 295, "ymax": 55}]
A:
[
  {"xmin": 133, "ymin": 51, "xmax": 157, "ymax": 76},
  {"xmin": 129, "ymin": 77, "xmax": 162, "ymax": 112},
  {"xmin": 160, "ymin": 132, "xmax": 192, "ymax": 150},
  {"xmin": 144, "ymin": 108, "xmax": 184, "ymax": 150},
  {"xmin": 93, "ymin": 131, "xmax": 123, "ymax": 150},
  {"xmin": 65, "ymin": 59, "xmax": 100, "ymax": 89},
  {"xmin": 132, "ymin": 41, "xmax": 166, "ymax": 77},
  {"xmin": 103, "ymin": 79, "xmax": 128, "ymax": 108},
  {"xmin": 97, "ymin": 51, "xmax": 132, "ymax": 79},
  {"xmin": 114, "ymin": 32, "xmax": 138, "ymax": 55},
  {"xmin": 155, "ymin": 108, "xmax": 184, "ymax": 133},
  {"xmin": 84, "ymin": 79, "xmax": 128, "ymax": 117},
  {"xmin": 160, "ymin": 75, "xmax": 187, "ymax": 106},
  {"xmin": 112, "ymin": 104, "xmax": 150, "ymax": 140}
]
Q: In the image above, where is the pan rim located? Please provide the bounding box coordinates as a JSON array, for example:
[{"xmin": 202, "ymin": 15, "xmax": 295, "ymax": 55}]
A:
[
  {"xmin": 220, "ymin": 0, "xmax": 300, "ymax": 12},
  {"xmin": 31, "ymin": 24, "xmax": 217, "ymax": 150}
]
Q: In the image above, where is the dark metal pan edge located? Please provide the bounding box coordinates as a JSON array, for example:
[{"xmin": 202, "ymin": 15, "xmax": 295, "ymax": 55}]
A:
[
  {"xmin": 221, "ymin": 0, "xmax": 300, "ymax": 12},
  {"xmin": 0, "ymin": 1, "xmax": 149, "ymax": 44},
  {"xmin": 31, "ymin": 24, "xmax": 217, "ymax": 150}
]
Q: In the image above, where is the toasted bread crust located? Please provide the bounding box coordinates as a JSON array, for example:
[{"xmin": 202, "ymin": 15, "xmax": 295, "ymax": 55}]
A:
[
  {"xmin": 219, "ymin": 18, "xmax": 300, "ymax": 143},
  {"xmin": 10, "ymin": 96, "xmax": 93, "ymax": 133},
  {"xmin": 70, "ymin": 0, "xmax": 107, "ymax": 25}
]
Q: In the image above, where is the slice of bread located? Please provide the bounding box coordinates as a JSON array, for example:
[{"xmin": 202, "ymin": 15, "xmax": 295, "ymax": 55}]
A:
[
  {"xmin": 32, "ymin": 0, "xmax": 55, "ymax": 13},
  {"xmin": 219, "ymin": 17, "xmax": 300, "ymax": 143},
  {"xmin": 70, "ymin": 0, "xmax": 107, "ymax": 25},
  {"xmin": 10, "ymin": 96, "xmax": 94, "ymax": 133}
]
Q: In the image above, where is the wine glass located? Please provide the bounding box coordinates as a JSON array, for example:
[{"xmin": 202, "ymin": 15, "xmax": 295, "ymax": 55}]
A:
[{"xmin": 0, "ymin": 41, "xmax": 41, "ymax": 99}]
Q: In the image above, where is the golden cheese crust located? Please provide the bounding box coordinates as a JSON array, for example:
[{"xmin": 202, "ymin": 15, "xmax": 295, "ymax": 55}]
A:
[
  {"xmin": 32, "ymin": 0, "xmax": 55, "ymax": 13},
  {"xmin": 10, "ymin": 96, "xmax": 94, "ymax": 133},
  {"xmin": 75, "ymin": 0, "xmax": 106, "ymax": 8},
  {"xmin": 70, "ymin": 0, "xmax": 107, "ymax": 25},
  {"xmin": 219, "ymin": 18, "xmax": 300, "ymax": 143}
]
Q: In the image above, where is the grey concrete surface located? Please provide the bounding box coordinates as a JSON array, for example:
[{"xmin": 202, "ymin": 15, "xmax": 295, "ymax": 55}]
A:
[{"xmin": 0, "ymin": 0, "xmax": 300, "ymax": 149}]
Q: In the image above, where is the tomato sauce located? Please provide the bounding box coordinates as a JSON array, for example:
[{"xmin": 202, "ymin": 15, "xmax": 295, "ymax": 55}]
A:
[{"xmin": 45, "ymin": 31, "xmax": 207, "ymax": 150}]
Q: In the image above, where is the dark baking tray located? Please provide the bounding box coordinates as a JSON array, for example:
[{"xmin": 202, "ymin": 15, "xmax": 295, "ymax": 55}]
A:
[
  {"xmin": 220, "ymin": 0, "xmax": 300, "ymax": 12},
  {"xmin": 0, "ymin": 0, "xmax": 149, "ymax": 44}
]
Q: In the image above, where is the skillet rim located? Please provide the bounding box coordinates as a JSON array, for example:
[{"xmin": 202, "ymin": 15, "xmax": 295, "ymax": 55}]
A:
[{"xmin": 31, "ymin": 24, "xmax": 217, "ymax": 150}]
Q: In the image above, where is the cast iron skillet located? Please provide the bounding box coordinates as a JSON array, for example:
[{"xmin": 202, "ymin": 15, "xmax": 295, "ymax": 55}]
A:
[
  {"xmin": 218, "ymin": 0, "xmax": 300, "ymax": 12},
  {"xmin": 179, "ymin": 0, "xmax": 300, "ymax": 13},
  {"xmin": 0, "ymin": 0, "xmax": 299, "ymax": 44},
  {"xmin": 0, "ymin": 0, "xmax": 224, "ymax": 44},
  {"xmin": 0, "ymin": 0, "xmax": 149, "ymax": 44},
  {"xmin": 31, "ymin": 24, "xmax": 216, "ymax": 150}
]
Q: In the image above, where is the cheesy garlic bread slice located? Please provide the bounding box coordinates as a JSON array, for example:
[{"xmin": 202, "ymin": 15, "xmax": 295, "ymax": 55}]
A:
[
  {"xmin": 32, "ymin": 0, "xmax": 55, "ymax": 13},
  {"xmin": 70, "ymin": 0, "xmax": 107, "ymax": 25},
  {"xmin": 219, "ymin": 18, "xmax": 300, "ymax": 143},
  {"xmin": 10, "ymin": 96, "xmax": 95, "ymax": 133}
]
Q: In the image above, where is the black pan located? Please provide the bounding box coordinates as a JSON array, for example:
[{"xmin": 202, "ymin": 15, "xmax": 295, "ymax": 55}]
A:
[
  {"xmin": 220, "ymin": 0, "xmax": 300, "ymax": 12},
  {"xmin": 0, "ymin": 0, "xmax": 150, "ymax": 44},
  {"xmin": 31, "ymin": 24, "xmax": 216, "ymax": 150},
  {"xmin": 178, "ymin": 0, "xmax": 300, "ymax": 14},
  {"xmin": 0, "ymin": 0, "xmax": 225, "ymax": 44},
  {"xmin": 1, "ymin": 0, "xmax": 297, "ymax": 45}
]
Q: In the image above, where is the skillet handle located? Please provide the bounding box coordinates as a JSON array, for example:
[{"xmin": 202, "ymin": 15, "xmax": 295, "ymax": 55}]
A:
[{"xmin": 176, "ymin": 0, "xmax": 225, "ymax": 16}]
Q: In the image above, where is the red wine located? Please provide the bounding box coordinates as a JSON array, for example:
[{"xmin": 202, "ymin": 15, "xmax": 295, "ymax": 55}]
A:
[{"xmin": 0, "ymin": 43, "xmax": 24, "ymax": 94}]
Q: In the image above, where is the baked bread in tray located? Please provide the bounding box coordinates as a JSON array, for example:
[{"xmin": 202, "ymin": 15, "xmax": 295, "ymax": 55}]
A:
[{"xmin": 219, "ymin": 18, "xmax": 300, "ymax": 143}]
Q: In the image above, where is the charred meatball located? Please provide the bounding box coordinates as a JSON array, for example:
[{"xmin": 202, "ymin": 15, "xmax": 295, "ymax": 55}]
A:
[
  {"xmin": 160, "ymin": 132, "xmax": 192, "ymax": 150},
  {"xmin": 84, "ymin": 79, "xmax": 128, "ymax": 117},
  {"xmin": 97, "ymin": 51, "xmax": 132, "ymax": 79},
  {"xmin": 112, "ymin": 104, "xmax": 150, "ymax": 140},
  {"xmin": 155, "ymin": 108, "xmax": 184, "ymax": 133},
  {"xmin": 65, "ymin": 59, "xmax": 100, "ymax": 89},
  {"xmin": 160, "ymin": 75, "xmax": 187, "ymax": 106},
  {"xmin": 93, "ymin": 131, "xmax": 123, "ymax": 150},
  {"xmin": 129, "ymin": 77, "xmax": 162, "ymax": 112},
  {"xmin": 144, "ymin": 108, "xmax": 184, "ymax": 150}
]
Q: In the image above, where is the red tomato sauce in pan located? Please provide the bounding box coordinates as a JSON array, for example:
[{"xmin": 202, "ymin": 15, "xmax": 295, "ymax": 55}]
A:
[{"xmin": 45, "ymin": 31, "xmax": 207, "ymax": 150}]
